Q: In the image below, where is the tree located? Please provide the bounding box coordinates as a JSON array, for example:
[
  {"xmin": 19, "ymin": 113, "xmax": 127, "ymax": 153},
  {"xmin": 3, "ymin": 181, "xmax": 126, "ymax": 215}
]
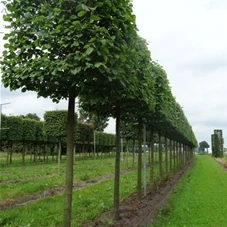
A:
[
  {"xmin": 1, "ymin": 0, "xmax": 138, "ymax": 225},
  {"xmin": 199, "ymin": 141, "xmax": 210, "ymax": 153},
  {"xmin": 44, "ymin": 110, "xmax": 77, "ymax": 174},
  {"xmin": 19, "ymin": 113, "xmax": 40, "ymax": 121},
  {"xmin": 78, "ymin": 107, "xmax": 108, "ymax": 132}
]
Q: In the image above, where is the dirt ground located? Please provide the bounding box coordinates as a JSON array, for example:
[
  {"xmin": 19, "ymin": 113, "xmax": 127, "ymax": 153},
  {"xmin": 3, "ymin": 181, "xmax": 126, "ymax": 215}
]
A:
[{"xmin": 84, "ymin": 161, "xmax": 193, "ymax": 227}]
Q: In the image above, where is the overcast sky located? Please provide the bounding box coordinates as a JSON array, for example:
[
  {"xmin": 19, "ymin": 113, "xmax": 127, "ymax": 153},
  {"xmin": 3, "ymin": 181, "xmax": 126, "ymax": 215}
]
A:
[{"xmin": 1, "ymin": 0, "xmax": 227, "ymax": 148}]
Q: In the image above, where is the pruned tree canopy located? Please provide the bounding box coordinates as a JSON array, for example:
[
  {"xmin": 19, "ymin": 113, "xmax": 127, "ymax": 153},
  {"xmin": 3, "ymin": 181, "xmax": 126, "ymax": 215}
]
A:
[{"xmin": 199, "ymin": 141, "xmax": 210, "ymax": 149}]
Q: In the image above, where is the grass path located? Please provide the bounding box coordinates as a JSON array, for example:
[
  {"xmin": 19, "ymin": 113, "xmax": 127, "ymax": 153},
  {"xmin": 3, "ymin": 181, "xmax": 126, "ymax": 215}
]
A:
[{"xmin": 152, "ymin": 155, "xmax": 227, "ymax": 227}]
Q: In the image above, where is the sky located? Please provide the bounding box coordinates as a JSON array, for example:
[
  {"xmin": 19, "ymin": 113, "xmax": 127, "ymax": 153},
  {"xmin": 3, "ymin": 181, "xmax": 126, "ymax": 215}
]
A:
[{"xmin": 0, "ymin": 0, "xmax": 227, "ymax": 148}]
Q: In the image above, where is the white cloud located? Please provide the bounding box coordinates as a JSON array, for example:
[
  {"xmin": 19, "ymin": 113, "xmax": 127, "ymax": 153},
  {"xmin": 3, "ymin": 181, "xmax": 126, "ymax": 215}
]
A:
[
  {"xmin": 132, "ymin": 0, "xmax": 227, "ymax": 146},
  {"xmin": 1, "ymin": 1, "xmax": 227, "ymax": 148}
]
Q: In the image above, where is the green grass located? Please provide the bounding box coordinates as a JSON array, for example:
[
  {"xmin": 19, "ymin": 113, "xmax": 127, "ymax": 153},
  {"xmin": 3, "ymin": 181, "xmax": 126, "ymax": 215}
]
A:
[
  {"xmin": 0, "ymin": 151, "xmax": 179, "ymax": 200},
  {"xmin": 152, "ymin": 155, "xmax": 227, "ymax": 227},
  {"xmin": 0, "ymin": 170, "xmax": 139, "ymax": 227},
  {"xmin": 0, "ymin": 151, "xmax": 181, "ymax": 226},
  {"xmin": 0, "ymin": 160, "xmax": 174, "ymax": 227},
  {"xmin": 0, "ymin": 155, "xmax": 138, "ymax": 200}
]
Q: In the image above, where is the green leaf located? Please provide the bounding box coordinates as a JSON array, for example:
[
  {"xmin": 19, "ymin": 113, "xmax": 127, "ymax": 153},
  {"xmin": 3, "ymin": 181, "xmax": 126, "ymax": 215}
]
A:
[
  {"xmin": 85, "ymin": 47, "xmax": 94, "ymax": 55},
  {"xmin": 81, "ymin": 4, "xmax": 90, "ymax": 11},
  {"xmin": 88, "ymin": 37, "xmax": 96, "ymax": 43},
  {"xmin": 97, "ymin": 2, "xmax": 104, "ymax": 7},
  {"xmin": 94, "ymin": 62, "xmax": 103, "ymax": 68},
  {"xmin": 71, "ymin": 67, "xmax": 82, "ymax": 75},
  {"xmin": 91, "ymin": 15, "xmax": 100, "ymax": 21},
  {"xmin": 72, "ymin": 21, "xmax": 80, "ymax": 25},
  {"xmin": 78, "ymin": 11, "xmax": 86, "ymax": 17}
]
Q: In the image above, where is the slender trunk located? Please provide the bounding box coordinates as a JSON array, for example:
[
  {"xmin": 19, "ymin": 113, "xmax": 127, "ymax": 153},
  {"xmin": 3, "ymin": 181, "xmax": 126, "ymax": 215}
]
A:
[
  {"xmin": 38, "ymin": 145, "xmax": 41, "ymax": 161},
  {"xmin": 143, "ymin": 123, "xmax": 147, "ymax": 196},
  {"xmin": 82, "ymin": 143, "xmax": 85, "ymax": 163},
  {"xmin": 165, "ymin": 136, "xmax": 168, "ymax": 177},
  {"xmin": 126, "ymin": 140, "xmax": 128, "ymax": 169},
  {"xmin": 9, "ymin": 142, "xmax": 13, "ymax": 164},
  {"xmin": 173, "ymin": 141, "xmax": 176, "ymax": 170},
  {"xmin": 114, "ymin": 105, "xmax": 121, "ymax": 220},
  {"xmin": 30, "ymin": 145, "xmax": 32, "ymax": 161},
  {"xmin": 6, "ymin": 141, "xmax": 10, "ymax": 165},
  {"xmin": 132, "ymin": 139, "xmax": 135, "ymax": 167},
  {"xmin": 137, "ymin": 120, "xmax": 142, "ymax": 200},
  {"xmin": 150, "ymin": 129, "xmax": 154, "ymax": 184},
  {"xmin": 176, "ymin": 142, "xmax": 179, "ymax": 169},
  {"xmin": 62, "ymin": 87, "xmax": 76, "ymax": 227},
  {"xmin": 33, "ymin": 144, "xmax": 36, "ymax": 163},
  {"xmin": 22, "ymin": 143, "xmax": 25, "ymax": 164},
  {"xmin": 169, "ymin": 140, "xmax": 172, "ymax": 172},
  {"xmin": 58, "ymin": 138, "xmax": 62, "ymax": 174},
  {"xmin": 158, "ymin": 131, "xmax": 163, "ymax": 180},
  {"xmin": 51, "ymin": 145, "xmax": 54, "ymax": 161}
]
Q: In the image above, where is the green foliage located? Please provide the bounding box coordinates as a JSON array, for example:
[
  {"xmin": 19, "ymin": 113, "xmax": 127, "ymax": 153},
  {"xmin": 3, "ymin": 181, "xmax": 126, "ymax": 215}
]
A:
[
  {"xmin": 78, "ymin": 107, "xmax": 108, "ymax": 132},
  {"xmin": 19, "ymin": 113, "xmax": 40, "ymax": 121},
  {"xmin": 95, "ymin": 132, "xmax": 115, "ymax": 147},
  {"xmin": 212, "ymin": 134, "xmax": 222, "ymax": 158},
  {"xmin": 1, "ymin": 114, "xmax": 9, "ymax": 141},
  {"xmin": 44, "ymin": 110, "xmax": 77, "ymax": 140},
  {"xmin": 76, "ymin": 121, "xmax": 93, "ymax": 143},
  {"xmin": 22, "ymin": 118, "xmax": 37, "ymax": 141},
  {"xmin": 199, "ymin": 141, "xmax": 209, "ymax": 150},
  {"xmin": 35, "ymin": 121, "xmax": 45, "ymax": 142},
  {"xmin": 1, "ymin": 0, "xmax": 137, "ymax": 102},
  {"xmin": 1, "ymin": 115, "xmax": 46, "ymax": 143},
  {"xmin": 2, "ymin": 115, "xmax": 23, "ymax": 141}
]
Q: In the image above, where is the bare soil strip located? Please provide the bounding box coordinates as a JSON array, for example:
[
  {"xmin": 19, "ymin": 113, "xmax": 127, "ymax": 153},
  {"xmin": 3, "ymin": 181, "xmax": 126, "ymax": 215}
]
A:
[
  {"xmin": 0, "ymin": 168, "xmax": 136, "ymax": 211},
  {"xmin": 84, "ymin": 161, "xmax": 193, "ymax": 227},
  {"xmin": 215, "ymin": 158, "xmax": 227, "ymax": 170}
]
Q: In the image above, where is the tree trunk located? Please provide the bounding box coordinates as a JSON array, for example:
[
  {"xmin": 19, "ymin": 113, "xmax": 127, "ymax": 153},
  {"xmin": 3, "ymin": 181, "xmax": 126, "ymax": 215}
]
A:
[
  {"xmin": 165, "ymin": 136, "xmax": 168, "ymax": 177},
  {"xmin": 126, "ymin": 140, "xmax": 129, "ymax": 169},
  {"xmin": 114, "ymin": 105, "xmax": 121, "ymax": 220},
  {"xmin": 137, "ymin": 120, "xmax": 143, "ymax": 200},
  {"xmin": 173, "ymin": 140, "xmax": 176, "ymax": 170},
  {"xmin": 62, "ymin": 87, "xmax": 76, "ymax": 227},
  {"xmin": 58, "ymin": 138, "xmax": 62, "ymax": 174},
  {"xmin": 6, "ymin": 141, "xmax": 10, "ymax": 165},
  {"xmin": 150, "ymin": 129, "xmax": 154, "ymax": 184},
  {"xmin": 33, "ymin": 144, "xmax": 36, "ymax": 163},
  {"xmin": 22, "ymin": 143, "xmax": 25, "ymax": 165},
  {"xmin": 9, "ymin": 143, "xmax": 13, "ymax": 164},
  {"xmin": 158, "ymin": 131, "xmax": 163, "ymax": 180},
  {"xmin": 132, "ymin": 139, "xmax": 135, "ymax": 167},
  {"xmin": 169, "ymin": 140, "xmax": 172, "ymax": 172}
]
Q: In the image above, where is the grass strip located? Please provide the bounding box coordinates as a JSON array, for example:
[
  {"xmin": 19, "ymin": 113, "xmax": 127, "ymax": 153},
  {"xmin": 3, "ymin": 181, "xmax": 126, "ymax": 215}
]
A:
[{"xmin": 152, "ymin": 155, "xmax": 227, "ymax": 227}]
